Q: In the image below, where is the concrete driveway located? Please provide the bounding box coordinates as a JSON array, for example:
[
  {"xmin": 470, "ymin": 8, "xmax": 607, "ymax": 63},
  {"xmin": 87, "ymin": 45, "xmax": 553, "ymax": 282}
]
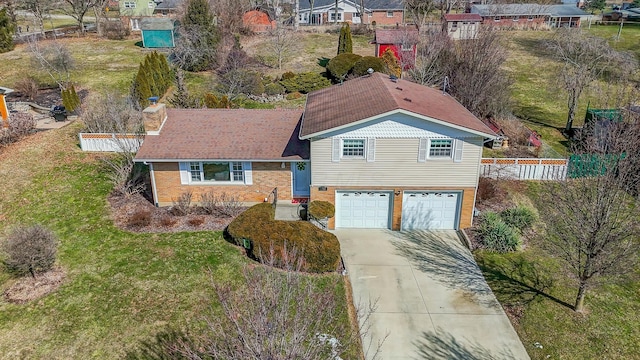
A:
[{"xmin": 334, "ymin": 229, "xmax": 530, "ymax": 360}]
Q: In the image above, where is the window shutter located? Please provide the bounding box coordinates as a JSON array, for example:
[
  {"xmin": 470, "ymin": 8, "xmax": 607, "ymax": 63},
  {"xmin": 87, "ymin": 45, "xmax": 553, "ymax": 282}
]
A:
[
  {"xmin": 178, "ymin": 162, "xmax": 190, "ymax": 184},
  {"xmin": 418, "ymin": 138, "xmax": 428, "ymax": 162},
  {"xmin": 453, "ymin": 139, "xmax": 464, "ymax": 162},
  {"xmin": 332, "ymin": 137, "xmax": 341, "ymax": 163},
  {"xmin": 366, "ymin": 138, "xmax": 376, "ymax": 162},
  {"xmin": 243, "ymin": 162, "xmax": 253, "ymax": 185}
]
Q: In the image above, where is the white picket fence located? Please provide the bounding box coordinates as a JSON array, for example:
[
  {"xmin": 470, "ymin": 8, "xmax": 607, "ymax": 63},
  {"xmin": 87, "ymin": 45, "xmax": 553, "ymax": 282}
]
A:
[
  {"xmin": 480, "ymin": 158, "xmax": 568, "ymax": 180},
  {"xmin": 78, "ymin": 133, "xmax": 143, "ymax": 152}
]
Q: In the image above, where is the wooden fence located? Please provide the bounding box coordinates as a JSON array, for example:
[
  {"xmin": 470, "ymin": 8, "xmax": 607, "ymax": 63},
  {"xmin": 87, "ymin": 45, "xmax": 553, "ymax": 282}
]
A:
[
  {"xmin": 480, "ymin": 158, "xmax": 568, "ymax": 180},
  {"xmin": 78, "ymin": 133, "xmax": 142, "ymax": 152}
]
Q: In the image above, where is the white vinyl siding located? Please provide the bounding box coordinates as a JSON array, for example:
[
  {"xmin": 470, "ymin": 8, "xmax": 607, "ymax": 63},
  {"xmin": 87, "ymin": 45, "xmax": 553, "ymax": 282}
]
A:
[{"xmin": 310, "ymin": 137, "xmax": 483, "ymax": 187}]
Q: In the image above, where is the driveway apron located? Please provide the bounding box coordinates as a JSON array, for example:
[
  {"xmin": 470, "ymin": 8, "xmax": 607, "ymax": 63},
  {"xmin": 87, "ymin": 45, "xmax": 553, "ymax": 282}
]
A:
[{"xmin": 334, "ymin": 229, "xmax": 530, "ymax": 360}]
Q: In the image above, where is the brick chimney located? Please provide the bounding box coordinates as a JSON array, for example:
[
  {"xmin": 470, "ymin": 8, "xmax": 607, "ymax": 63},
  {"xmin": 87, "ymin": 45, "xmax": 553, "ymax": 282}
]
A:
[
  {"xmin": 142, "ymin": 102, "xmax": 167, "ymax": 135},
  {"xmin": 0, "ymin": 86, "xmax": 14, "ymax": 129}
]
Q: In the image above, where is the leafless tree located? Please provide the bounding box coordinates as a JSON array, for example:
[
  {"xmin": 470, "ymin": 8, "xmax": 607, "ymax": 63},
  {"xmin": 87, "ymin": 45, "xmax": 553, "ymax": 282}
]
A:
[
  {"xmin": 0, "ymin": 0, "xmax": 17, "ymax": 23},
  {"xmin": 209, "ymin": 0, "xmax": 252, "ymax": 36},
  {"xmin": 28, "ymin": 37, "xmax": 75, "ymax": 89},
  {"xmin": 407, "ymin": 28, "xmax": 453, "ymax": 86},
  {"xmin": 266, "ymin": 24, "xmax": 296, "ymax": 70},
  {"xmin": 82, "ymin": 92, "xmax": 145, "ymax": 196},
  {"xmin": 60, "ymin": 0, "xmax": 100, "ymax": 34},
  {"xmin": 172, "ymin": 245, "xmax": 383, "ymax": 360},
  {"xmin": 545, "ymin": 27, "xmax": 637, "ymax": 133},
  {"xmin": 1, "ymin": 225, "xmax": 57, "ymax": 279},
  {"xmin": 404, "ymin": 0, "xmax": 437, "ymax": 28},
  {"xmin": 538, "ymin": 109, "xmax": 640, "ymax": 312},
  {"xmin": 20, "ymin": 0, "xmax": 54, "ymax": 34}
]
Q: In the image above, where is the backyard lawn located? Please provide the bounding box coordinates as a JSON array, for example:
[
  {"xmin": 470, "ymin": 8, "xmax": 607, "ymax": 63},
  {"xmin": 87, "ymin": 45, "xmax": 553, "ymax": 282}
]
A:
[
  {"xmin": 0, "ymin": 123, "xmax": 356, "ymax": 359},
  {"xmin": 474, "ymin": 181, "xmax": 640, "ymax": 359}
]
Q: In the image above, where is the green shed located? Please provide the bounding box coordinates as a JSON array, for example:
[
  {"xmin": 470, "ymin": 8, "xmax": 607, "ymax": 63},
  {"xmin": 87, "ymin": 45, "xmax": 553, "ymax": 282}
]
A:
[{"xmin": 140, "ymin": 18, "xmax": 175, "ymax": 48}]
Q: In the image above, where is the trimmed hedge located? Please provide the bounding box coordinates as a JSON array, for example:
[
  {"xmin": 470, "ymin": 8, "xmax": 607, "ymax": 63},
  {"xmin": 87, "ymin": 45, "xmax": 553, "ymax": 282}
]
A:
[
  {"xmin": 308, "ymin": 201, "xmax": 335, "ymax": 219},
  {"xmin": 352, "ymin": 56, "xmax": 386, "ymax": 76},
  {"xmin": 227, "ymin": 203, "xmax": 341, "ymax": 273},
  {"xmin": 326, "ymin": 53, "xmax": 362, "ymax": 81},
  {"xmin": 279, "ymin": 72, "xmax": 331, "ymax": 94}
]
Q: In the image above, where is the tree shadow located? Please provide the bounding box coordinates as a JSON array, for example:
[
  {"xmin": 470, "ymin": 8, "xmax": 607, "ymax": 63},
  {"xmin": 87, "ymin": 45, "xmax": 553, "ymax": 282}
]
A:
[
  {"xmin": 123, "ymin": 329, "xmax": 195, "ymax": 360},
  {"xmin": 389, "ymin": 230, "xmax": 499, "ymax": 308},
  {"xmin": 477, "ymin": 255, "xmax": 574, "ymax": 310},
  {"xmin": 414, "ymin": 330, "xmax": 518, "ymax": 360}
]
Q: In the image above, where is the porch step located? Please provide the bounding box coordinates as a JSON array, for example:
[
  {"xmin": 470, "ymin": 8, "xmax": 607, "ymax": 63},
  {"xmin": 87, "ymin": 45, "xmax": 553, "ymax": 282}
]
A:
[{"xmin": 274, "ymin": 203, "xmax": 304, "ymax": 221}]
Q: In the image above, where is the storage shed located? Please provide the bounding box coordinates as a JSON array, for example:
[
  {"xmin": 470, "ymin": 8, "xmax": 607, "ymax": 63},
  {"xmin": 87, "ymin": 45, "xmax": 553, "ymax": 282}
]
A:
[{"xmin": 140, "ymin": 18, "xmax": 175, "ymax": 48}]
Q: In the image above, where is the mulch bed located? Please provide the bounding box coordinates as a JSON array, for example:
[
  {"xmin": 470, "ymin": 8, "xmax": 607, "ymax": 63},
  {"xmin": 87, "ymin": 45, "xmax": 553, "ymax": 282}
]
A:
[
  {"xmin": 3, "ymin": 267, "xmax": 66, "ymax": 304},
  {"xmin": 109, "ymin": 193, "xmax": 245, "ymax": 233}
]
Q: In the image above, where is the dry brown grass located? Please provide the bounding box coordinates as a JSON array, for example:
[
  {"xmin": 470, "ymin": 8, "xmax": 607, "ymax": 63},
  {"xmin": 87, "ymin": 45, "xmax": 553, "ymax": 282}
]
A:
[{"xmin": 3, "ymin": 267, "xmax": 66, "ymax": 304}]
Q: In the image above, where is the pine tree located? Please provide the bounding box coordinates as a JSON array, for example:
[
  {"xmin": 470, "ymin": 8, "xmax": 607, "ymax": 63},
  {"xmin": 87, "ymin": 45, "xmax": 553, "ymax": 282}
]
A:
[
  {"xmin": 0, "ymin": 8, "xmax": 15, "ymax": 53},
  {"xmin": 169, "ymin": 69, "xmax": 200, "ymax": 108},
  {"xmin": 69, "ymin": 85, "xmax": 80, "ymax": 110},
  {"xmin": 381, "ymin": 48, "xmax": 401, "ymax": 78},
  {"xmin": 337, "ymin": 23, "xmax": 353, "ymax": 55},
  {"xmin": 175, "ymin": 0, "xmax": 220, "ymax": 71}
]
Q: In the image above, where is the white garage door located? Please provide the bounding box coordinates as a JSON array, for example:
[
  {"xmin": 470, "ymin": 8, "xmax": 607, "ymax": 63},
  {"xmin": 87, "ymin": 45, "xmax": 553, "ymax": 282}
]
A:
[
  {"xmin": 401, "ymin": 192, "xmax": 460, "ymax": 230},
  {"xmin": 336, "ymin": 191, "xmax": 392, "ymax": 228}
]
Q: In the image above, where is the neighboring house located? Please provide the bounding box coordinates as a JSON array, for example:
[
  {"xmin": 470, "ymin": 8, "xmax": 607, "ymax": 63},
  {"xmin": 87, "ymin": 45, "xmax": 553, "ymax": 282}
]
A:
[
  {"xmin": 135, "ymin": 73, "xmax": 496, "ymax": 231},
  {"xmin": 140, "ymin": 18, "xmax": 175, "ymax": 48},
  {"xmin": 367, "ymin": 0, "xmax": 405, "ymax": 25},
  {"xmin": 119, "ymin": 0, "xmax": 157, "ymax": 31},
  {"xmin": 372, "ymin": 27, "xmax": 419, "ymax": 69},
  {"xmin": 243, "ymin": 8, "xmax": 277, "ymax": 33},
  {"xmin": 471, "ymin": 4, "xmax": 590, "ymax": 29},
  {"xmin": 120, "ymin": 0, "xmax": 182, "ymax": 31},
  {"xmin": 442, "ymin": 13, "xmax": 482, "ymax": 40},
  {"xmin": 299, "ymin": 0, "xmax": 367, "ymax": 25}
]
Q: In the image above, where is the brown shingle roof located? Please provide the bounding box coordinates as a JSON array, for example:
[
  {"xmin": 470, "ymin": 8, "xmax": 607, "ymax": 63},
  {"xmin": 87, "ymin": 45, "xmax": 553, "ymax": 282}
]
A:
[
  {"xmin": 443, "ymin": 13, "xmax": 483, "ymax": 22},
  {"xmin": 300, "ymin": 72, "xmax": 496, "ymax": 138},
  {"xmin": 135, "ymin": 109, "xmax": 309, "ymax": 161},
  {"xmin": 373, "ymin": 28, "xmax": 419, "ymax": 44}
]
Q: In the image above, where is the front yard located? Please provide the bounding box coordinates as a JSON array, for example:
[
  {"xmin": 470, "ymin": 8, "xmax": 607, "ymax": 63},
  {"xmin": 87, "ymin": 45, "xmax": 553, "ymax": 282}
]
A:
[
  {"xmin": 473, "ymin": 181, "xmax": 640, "ymax": 359},
  {"xmin": 0, "ymin": 123, "xmax": 357, "ymax": 359}
]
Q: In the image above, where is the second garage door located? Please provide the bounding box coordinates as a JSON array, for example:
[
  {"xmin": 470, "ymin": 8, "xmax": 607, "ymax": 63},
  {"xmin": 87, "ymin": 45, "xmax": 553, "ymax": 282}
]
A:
[
  {"xmin": 336, "ymin": 191, "xmax": 392, "ymax": 228},
  {"xmin": 401, "ymin": 192, "xmax": 460, "ymax": 230}
]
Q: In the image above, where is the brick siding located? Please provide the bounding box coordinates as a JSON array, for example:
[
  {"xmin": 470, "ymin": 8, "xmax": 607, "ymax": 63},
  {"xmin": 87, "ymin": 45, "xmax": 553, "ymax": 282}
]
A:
[{"xmin": 370, "ymin": 10, "xmax": 404, "ymax": 26}]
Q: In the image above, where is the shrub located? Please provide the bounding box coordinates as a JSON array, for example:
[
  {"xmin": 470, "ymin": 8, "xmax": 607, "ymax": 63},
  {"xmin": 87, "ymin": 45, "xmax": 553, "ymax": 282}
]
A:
[
  {"xmin": 171, "ymin": 191, "xmax": 192, "ymax": 216},
  {"xmin": 159, "ymin": 215, "xmax": 177, "ymax": 227},
  {"xmin": 477, "ymin": 212, "xmax": 520, "ymax": 253},
  {"xmin": 128, "ymin": 210, "xmax": 152, "ymax": 228},
  {"xmin": 308, "ymin": 201, "xmax": 335, "ymax": 219},
  {"xmin": 279, "ymin": 72, "xmax": 331, "ymax": 94},
  {"xmin": 2, "ymin": 225, "xmax": 57, "ymax": 278},
  {"xmin": 227, "ymin": 203, "xmax": 341, "ymax": 273},
  {"xmin": 0, "ymin": 113, "xmax": 36, "ymax": 147},
  {"xmin": 352, "ymin": 56, "xmax": 386, "ymax": 76},
  {"xmin": 101, "ymin": 20, "xmax": 130, "ymax": 40},
  {"xmin": 188, "ymin": 217, "xmax": 205, "ymax": 226},
  {"xmin": 500, "ymin": 206, "xmax": 536, "ymax": 232},
  {"xmin": 285, "ymin": 92, "xmax": 302, "ymax": 100},
  {"xmin": 200, "ymin": 191, "xmax": 243, "ymax": 217},
  {"xmin": 326, "ymin": 53, "xmax": 362, "ymax": 81},
  {"xmin": 281, "ymin": 71, "xmax": 295, "ymax": 80},
  {"xmin": 477, "ymin": 177, "xmax": 496, "ymax": 202},
  {"xmin": 264, "ymin": 82, "xmax": 285, "ymax": 96},
  {"xmin": 14, "ymin": 77, "xmax": 39, "ymax": 100}
]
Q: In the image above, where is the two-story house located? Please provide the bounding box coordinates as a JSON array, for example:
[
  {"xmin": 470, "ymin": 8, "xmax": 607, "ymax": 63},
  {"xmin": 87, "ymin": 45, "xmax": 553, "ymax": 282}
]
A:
[{"xmin": 134, "ymin": 73, "xmax": 495, "ymax": 231}]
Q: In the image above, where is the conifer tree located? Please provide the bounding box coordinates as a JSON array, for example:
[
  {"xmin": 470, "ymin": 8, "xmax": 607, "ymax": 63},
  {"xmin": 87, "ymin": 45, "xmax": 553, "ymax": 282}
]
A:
[
  {"xmin": 381, "ymin": 48, "xmax": 401, "ymax": 78},
  {"xmin": 0, "ymin": 8, "xmax": 15, "ymax": 53},
  {"xmin": 337, "ymin": 23, "xmax": 352, "ymax": 55}
]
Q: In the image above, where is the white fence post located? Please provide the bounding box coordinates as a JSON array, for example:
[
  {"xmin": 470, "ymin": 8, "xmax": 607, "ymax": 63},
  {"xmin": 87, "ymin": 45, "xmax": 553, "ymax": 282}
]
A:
[
  {"xmin": 480, "ymin": 158, "xmax": 568, "ymax": 181},
  {"xmin": 78, "ymin": 133, "xmax": 143, "ymax": 152}
]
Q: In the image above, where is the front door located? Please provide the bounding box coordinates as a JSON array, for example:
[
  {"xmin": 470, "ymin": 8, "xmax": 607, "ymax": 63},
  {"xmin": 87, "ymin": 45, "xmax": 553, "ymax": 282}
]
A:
[{"xmin": 292, "ymin": 162, "xmax": 311, "ymax": 197}]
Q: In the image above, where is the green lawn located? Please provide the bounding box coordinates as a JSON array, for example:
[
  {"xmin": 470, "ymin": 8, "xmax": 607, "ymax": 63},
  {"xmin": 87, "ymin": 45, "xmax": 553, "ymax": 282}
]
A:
[
  {"xmin": 474, "ymin": 182, "xmax": 640, "ymax": 359},
  {"xmin": 0, "ymin": 123, "xmax": 356, "ymax": 359}
]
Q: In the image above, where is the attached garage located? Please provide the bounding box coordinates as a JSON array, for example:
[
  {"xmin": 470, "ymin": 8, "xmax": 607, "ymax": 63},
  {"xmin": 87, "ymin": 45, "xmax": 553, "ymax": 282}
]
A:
[
  {"xmin": 401, "ymin": 191, "xmax": 461, "ymax": 230},
  {"xmin": 335, "ymin": 191, "xmax": 392, "ymax": 228}
]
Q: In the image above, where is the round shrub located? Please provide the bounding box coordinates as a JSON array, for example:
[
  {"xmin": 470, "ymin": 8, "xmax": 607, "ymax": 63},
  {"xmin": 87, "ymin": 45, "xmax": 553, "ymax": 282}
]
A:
[
  {"xmin": 477, "ymin": 212, "xmax": 520, "ymax": 253},
  {"xmin": 352, "ymin": 56, "xmax": 386, "ymax": 76},
  {"xmin": 227, "ymin": 203, "xmax": 341, "ymax": 273},
  {"xmin": 2, "ymin": 225, "xmax": 57, "ymax": 278},
  {"xmin": 500, "ymin": 206, "xmax": 536, "ymax": 232},
  {"xmin": 286, "ymin": 91, "xmax": 303, "ymax": 100},
  {"xmin": 264, "ymin": 82, "xmax": 285, "ymax": 96},
  {"xmin": 308, "ymin": 201, "xmax": 335, "ymax": 219},
  {"xmin": 326, "ymin": 53, "xmax": 362, "ymax": 81},
  {"xmin": 279, "ymin": 72, "xmax": 331, "ymax": 94},
  {"xmin": 281, "ymin": 71, "xmax": 295, "ymax": 80}
]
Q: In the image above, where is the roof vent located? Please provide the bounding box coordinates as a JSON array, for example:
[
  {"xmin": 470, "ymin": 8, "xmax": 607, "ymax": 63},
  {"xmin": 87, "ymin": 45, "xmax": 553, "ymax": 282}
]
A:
[
  {"xmin": 403, "ymin": 97, "xmax": 412, "ymax": 102},
  {"xmin": 367, "ymin": 68, "xmax": 374, "ymax": 75},
  {"xmin": 395, "ymin": 87, "xmax": 403, "ymax": 91},
  {"xmin": 389, "ymin": 75, "xmax": 398, "ymax": 83}
]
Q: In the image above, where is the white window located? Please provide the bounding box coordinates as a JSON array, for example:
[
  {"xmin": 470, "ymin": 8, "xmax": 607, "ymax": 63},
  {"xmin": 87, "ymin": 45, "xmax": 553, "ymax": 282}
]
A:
[
  {"xmin": 330, "ymin": 12, "xmax": 343, "ymax": 21},
  {"xmin": 148, "ymin": 1, "xmax": 155, "ymax": 8},
  {"xmin": 401, "ymin": 43, "xmax": 413, "ymax": 51},
  {"xmin": 130, "ymin": 18, "xmax": 140, "ymax": 30},
  {"xmin": 494, "ymin": 16, "xmax": 500, "ymax": 22},
  {"xmin": 512, "ymin": 16, "xmax": 519, "ymax": 22},
  {"xmin": 342, "ymin": 139, "xmax": 365, "ymax": 158},
  {"xmin": 429, "ymin": 139, "xmax": 453, "ymax": 158},
  {"xmin": 387, "ymin": 11, "xmax": 394, "ymax": 17},
  {"xmin": 188, "ymin": 162, "xmax": 244, "ymax": 183},
  {"xmin": 528, "ymin": 15, "xmax": 534, "ymax": 21},
  {"xmin": 124, "ymin": 1, "xmax": 136, "ymax": 8}
]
